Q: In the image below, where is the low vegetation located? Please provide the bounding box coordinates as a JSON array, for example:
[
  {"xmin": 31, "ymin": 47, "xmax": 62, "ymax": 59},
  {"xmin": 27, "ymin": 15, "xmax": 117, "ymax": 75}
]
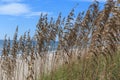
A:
[{"xmin": 41, "ymin": 49, "xmax": 120, "ymax": 80}]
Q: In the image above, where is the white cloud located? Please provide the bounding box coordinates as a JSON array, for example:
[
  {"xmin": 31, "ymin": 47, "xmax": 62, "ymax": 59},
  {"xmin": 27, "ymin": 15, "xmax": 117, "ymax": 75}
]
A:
[
  {"xmin": 0, "ymin": 0, "xmax": 22, "ymax": 3},
  {"xmin": 26, "ymin": 11, "xmax": 52, "ymax": 17},
  {"xmin": 27, "ymin": 12, "xmax": 47, "ymax": 16},
  {"xmin": 72, "ymin": 0, "xmax": 117, "ymax": 2},
  {"xmin": 71, "ymin": 0, "xmax": 107, "ymax": 2},
  {"xmin": 0, "ymin": 3, "xmax": 30, "ymax": 16},
  {"xmin": 0, "ymin": 2, "xmax": 52, "ymax": 17}
]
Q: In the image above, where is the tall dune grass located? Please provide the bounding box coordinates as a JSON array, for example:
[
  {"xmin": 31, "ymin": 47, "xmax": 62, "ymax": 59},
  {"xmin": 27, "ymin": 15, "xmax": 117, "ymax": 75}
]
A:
[{"xmin": 0, "ymin": 0, "xmax": 120, "ymax": 80}]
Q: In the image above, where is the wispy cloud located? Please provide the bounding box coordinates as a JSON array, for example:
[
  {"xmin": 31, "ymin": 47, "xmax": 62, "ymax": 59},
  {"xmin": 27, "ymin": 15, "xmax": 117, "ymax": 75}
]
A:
[
  {"xmin": 26, "ymin": 11, "xmax": 52, "ymax": 17},
  {"xmin": 0, "ymin": 3, "xmax": 30, "ymax": 16},
  {"xmin": 1, "ymin": 0, "xmax": 22, "ymax": 3},
  {"xmin": 71, "ymin": 0, "xmax": 107, "ymax": 2},
  {"xmin": 0, "ymin": 2, "xmax": 51, "ymax": 17}
]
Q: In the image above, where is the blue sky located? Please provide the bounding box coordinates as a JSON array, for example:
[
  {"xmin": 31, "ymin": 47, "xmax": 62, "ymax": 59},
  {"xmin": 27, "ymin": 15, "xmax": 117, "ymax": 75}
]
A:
[{"xmin": 0, "ymin": 0, "xmax": 107, "ymax": 40}]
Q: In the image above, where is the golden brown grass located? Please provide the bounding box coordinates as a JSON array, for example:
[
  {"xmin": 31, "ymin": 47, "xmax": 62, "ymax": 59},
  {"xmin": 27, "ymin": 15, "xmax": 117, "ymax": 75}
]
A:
[{"xmin": 0, "ymin": 0, "xmax": 120, "ymax": 80}]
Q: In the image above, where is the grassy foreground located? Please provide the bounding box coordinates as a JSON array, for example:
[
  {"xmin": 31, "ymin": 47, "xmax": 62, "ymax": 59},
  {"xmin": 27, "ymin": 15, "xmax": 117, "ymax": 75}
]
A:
[
  {"xmin": 0, "ymin": 0, "xmax": 119, "ymax": 80},
  {"xmin": 41, "ymin": 50, "xmax": 120, "ymax": 80}
]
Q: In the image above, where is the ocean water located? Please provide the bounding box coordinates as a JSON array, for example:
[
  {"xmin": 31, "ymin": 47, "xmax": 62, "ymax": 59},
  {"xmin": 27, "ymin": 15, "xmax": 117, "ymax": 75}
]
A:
[
  {"xmin": 0, "ymin": 40, "xmax": 4, "ymax": 47},
  {"xmin": 0, "ymin": 40, "xmax": 58, "ymax": 55},
  {"xmin": 0, "ymin": 40, "xmax": 4, "ymax": 53},
  {"xmin": 0, "ymin": 40, "xmax": 5, "ymax": 55}
]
